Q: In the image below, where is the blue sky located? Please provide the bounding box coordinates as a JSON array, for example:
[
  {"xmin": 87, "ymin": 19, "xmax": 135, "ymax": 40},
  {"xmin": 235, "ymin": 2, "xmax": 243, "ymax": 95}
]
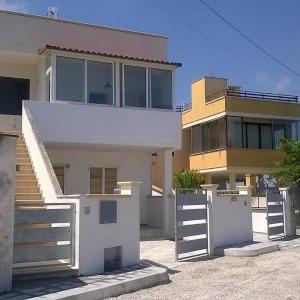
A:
[{"xmin": 1, "ymin": 0, "xmax": 300, "ymax": 105}]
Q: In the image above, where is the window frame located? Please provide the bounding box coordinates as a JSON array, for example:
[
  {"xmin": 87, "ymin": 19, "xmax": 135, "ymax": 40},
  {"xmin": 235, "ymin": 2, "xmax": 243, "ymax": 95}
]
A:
[
  {"xmin": 49, "ymin": 50, "xmax": 175, "ymax": 111},
  {"xmin": 89, "ymin": 166, "xmax": 118, "ymax": 195},
  {"xmin": 149, "ymin": 67, "xmax": 173, "ymax": 110},
  {"xmin": 52, "ymin": 53, "xmax": 115, "ymax": 106}
]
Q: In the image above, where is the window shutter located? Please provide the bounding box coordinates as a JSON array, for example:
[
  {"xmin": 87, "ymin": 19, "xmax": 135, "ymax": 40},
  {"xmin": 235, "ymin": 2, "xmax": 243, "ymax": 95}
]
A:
[
  {"xmin": 105, "ymin": 168, "xmax": 117, "ymax": 194},
  {"xmin": 90, "ymin": 167, "xmax": 102, "ymax": 194},
  {"xmin": 53, "ymin": 166, "xmax": 65, "ymax": 193}
]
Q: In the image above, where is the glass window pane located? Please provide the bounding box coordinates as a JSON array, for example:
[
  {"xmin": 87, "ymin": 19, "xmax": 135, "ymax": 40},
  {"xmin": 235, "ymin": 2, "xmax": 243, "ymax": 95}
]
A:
[
  {"xmin": 227, "ymin": 117, "xmax": 243, "ymax": 148},
  {"xmin": 202, "ymin": 123, "xmax": 209, "ymax": 151},
  {"xmin": 216, "ymin": 118, "xmax": 226, "ymax": 148},
  {"xmin": 87, "ymin": 61, "xmax": 113, "ymax": 105},
  {"xmin": 191, "ymin": 125, "xmax": 202, "ymax": 153},
  {"xmin": 246, "ymin": 124, "xmax": 259, "ymax": 148},
  {"xmin": 261, "ymin": 125, "xmax": 272, "ymax": 149},
  {"xmin": 208, "ymin": 121, "xmax": 217, "ymax": 150},
  {"xmin": 56, "ymin": 57, "xmax": 84, "ymax": 102},
  {"xmin": 124, "ymin": 65, "xmax": 146, "ymax": 108},
  {"xmin": 273, "ymin": 124, "xmax": 285, "ymax": 149},
  {"xmin": 150, "ymin": 68, "xmax": 172, "ymax": 110}
]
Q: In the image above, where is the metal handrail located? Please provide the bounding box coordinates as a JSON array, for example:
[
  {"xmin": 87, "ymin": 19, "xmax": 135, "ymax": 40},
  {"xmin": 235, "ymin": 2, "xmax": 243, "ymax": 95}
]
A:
[
  {"xmin": 176, "ymin": 102, "xmax": 192, "ymax": 113},
  {"xmin": 206, "ymin": 89, "xmax": 298, "ymax": 103}
]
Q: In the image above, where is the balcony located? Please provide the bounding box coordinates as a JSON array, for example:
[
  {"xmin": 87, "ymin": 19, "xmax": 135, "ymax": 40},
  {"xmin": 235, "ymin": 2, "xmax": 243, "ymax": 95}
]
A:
[
  {"xmin": 190, "ymin": 148, "xmax": 285, "ymax": 174},
  {"xmin": 206, "ymin": 89, "xmax": 298, "ymax": 103},
  {"xmin": 24, "ymin": 101, "xmax": 181, "ymax": 151}
]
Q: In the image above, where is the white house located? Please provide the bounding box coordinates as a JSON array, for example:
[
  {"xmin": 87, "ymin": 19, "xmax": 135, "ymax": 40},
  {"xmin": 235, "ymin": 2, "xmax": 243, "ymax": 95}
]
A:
[
  {"xmin": 0, "ymin": 9, "xmax": 181, "ymax": 230},
  {"xmin": 0, "ymin": 10, "xmax": 181, "ymax": 289}
]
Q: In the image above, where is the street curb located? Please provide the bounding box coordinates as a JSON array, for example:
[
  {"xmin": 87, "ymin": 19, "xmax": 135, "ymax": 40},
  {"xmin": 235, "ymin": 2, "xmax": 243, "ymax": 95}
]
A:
[{"xmin": 30, "ymin": 262, "xmax": 169, "ymax": 300}]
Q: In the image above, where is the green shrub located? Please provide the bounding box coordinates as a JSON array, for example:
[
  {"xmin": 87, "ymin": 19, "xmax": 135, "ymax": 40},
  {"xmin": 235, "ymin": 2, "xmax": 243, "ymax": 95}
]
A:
[
  {"xmin": 173, "ymin": 169, "xmax": 202, "ymax": 189},
  {"xmin": 272, "ymin": 138, "xmax": 300, "ymax": 187}
]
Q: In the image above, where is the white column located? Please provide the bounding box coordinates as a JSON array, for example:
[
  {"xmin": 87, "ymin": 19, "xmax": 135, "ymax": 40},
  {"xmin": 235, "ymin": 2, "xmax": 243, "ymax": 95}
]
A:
[
  {"xmin": 0, "ymin": 135, "xmax": 17, "ymax": 293},
  {"xmin": 279, "ymin": 187, "xmax": 295, "ymax": 237},
  {"xmin": 162, "ymin": 150, "xmax": 173, "ymax": 236},
  {"xmin": 201, "ymin": 184, "xmax": 219, "ymax": 255}
]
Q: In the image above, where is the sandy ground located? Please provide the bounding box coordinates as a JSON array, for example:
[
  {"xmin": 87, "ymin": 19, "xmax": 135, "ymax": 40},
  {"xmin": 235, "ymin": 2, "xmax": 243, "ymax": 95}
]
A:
[{"xmin": 109, "ymin": 239, "xmax": 300, "ymax": 300}]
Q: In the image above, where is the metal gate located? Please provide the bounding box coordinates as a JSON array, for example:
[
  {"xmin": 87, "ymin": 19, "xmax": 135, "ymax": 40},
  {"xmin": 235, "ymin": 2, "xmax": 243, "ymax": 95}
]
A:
[
  {"xmin": 13, "ymin": 203, "xmax": 75, "ymax": 275},
  {"xmin": 175, "ymin": 189, "xmax": 208, "ymax": 260},
  {"xmin": 266, "ymin": 189, "xmax": 285, "ymax": 239}
]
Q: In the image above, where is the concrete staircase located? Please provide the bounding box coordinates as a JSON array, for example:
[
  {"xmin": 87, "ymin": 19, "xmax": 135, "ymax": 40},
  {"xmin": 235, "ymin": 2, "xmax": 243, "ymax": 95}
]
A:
[{"xmin": 15, "ymin": 134, "xmax": 44, "ymax": 206}]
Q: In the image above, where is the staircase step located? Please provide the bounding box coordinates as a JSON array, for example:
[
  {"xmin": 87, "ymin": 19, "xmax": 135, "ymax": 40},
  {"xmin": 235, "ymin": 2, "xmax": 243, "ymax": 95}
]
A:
[
  {"xmin": 16, "ymin": 174, "xmax": 36, "ymax": 181},
  {"xmin": 16, "ymin": 153, "xmax": 30, "ymax": 159},
  {"xmin": 16, "ymin": 145, "xmax": 27, "ymax": 150},
  {"xmin": 16, "ymin": 164, "xmax": 34, "ymax": 171},
  {"xmin": 16, "ymin": 187, "xmax": 40, "ymax": 194},
  {"xmin": 15, "ymin": 200, "xmax": 45, "ymax": 205},
  {"xmin": 16, "ymin": 158, "xmax": 31, "ymax": 164},
  {"xmin": 16, "ymin": 180, "xmax": 39, "ymax": 187},
  {"xmin": 15, "ymin": 193, "xmax": 43, "ymax": 200}
]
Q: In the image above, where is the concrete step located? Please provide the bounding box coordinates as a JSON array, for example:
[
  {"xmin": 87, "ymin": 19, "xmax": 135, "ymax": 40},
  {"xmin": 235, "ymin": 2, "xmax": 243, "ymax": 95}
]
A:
[
  {"xmin": 214, "ymin": 242, "xmax": 280, "ymax": 257},
  {"xmin": 15, "ymin": 200, "xmax": 45, "ymax": 206},
  {"xmin": 15, "ymin": 193, "xmax": 43, "ymax": 200},
  {"xmin": 13, "ymin": 263, "xmax": 77, "ymax": 282},
  {"xmin": 16, "ymin": 174, "xmax": 36, "ymax": 181},
  {"xmin": 16, "ymin": 163, "xmax": 33, "ymax": 171},
  {"xmin": 16, "ymin": 153, "xmax": 30, "ymax": 159},
  {"xmin": 16, "ymin": 146, "xmax": 27, "ymax": 151},
  {"xmin": 16, "ymin": 186, "xmax": 40, "ymax": 194},
  {"xmin": 140, "ymin": 226, "xmax": 163, "ymax": 239},
  {"xmin": 16, "ymin": 180, "xmax": 39, "ymax": 187},
  {"xmin": 16, "ymin": 158, "xmax": 31, "ymax": 164}
]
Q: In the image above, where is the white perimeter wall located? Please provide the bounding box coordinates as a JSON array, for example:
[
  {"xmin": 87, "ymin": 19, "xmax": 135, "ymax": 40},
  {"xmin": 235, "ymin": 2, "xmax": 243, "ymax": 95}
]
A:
[
  {"xmin": 78, "ymin": 192, "xmax": 140, "ymax": 276},
  {"xmin": 0, "ymin": 10, "xmax": 168, "ymax": 61},
  {"xmin": 47, "ymin": 148, "xmax": 152, "ymax": 224},
  {"xmin": 211, "ymin": 195, "xmax": 253, "ymax": 249}
]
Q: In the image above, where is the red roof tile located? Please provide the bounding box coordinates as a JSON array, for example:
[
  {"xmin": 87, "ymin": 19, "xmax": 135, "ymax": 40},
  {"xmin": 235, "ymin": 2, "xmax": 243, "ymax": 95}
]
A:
[{"xmin": 39, "ymin": 44, "xmax": 182, "ymax": 67}]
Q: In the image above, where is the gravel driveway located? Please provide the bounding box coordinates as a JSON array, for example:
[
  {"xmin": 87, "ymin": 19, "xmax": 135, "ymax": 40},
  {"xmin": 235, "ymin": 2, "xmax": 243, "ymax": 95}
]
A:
[{"xmin": 110, "ymin": 245, "xmax": 300, "ymax": 300}]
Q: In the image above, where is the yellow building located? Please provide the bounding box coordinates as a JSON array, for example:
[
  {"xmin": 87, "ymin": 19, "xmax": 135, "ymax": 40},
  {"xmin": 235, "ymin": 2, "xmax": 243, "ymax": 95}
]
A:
[{"xmin": 153, "ymin": 76, "xmax": 300, "ymax": 196}]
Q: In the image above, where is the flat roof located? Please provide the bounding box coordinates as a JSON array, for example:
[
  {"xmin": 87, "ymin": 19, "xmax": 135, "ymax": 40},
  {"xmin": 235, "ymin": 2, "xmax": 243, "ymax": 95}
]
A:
[
  {"xmin": 40, "ymin": 45, "xmax": 182, "ymax": 67},
  {"xmin": 0, "ymin": 9, "xmax": 168, "ymax": 39}
]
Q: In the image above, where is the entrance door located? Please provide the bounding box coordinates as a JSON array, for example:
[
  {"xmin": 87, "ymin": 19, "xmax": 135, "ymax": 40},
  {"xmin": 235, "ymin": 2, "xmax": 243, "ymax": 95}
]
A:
[{"xmin": 0, "ymin": 76, "xmax": 30, "ymax": 115}]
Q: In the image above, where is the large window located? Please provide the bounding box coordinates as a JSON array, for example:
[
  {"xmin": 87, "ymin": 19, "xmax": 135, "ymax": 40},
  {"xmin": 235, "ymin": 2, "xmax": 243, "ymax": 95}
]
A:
[
  {"xmin": 54, "ymin": 56, "xmax": 173, "ymax": 109},
  {"xmin": 191, "ymin": 116, "xmax": 299, "ymax": 153},
  {"xmin": 124, "ymin": 65, "xmax": 146, "ymax": 108},
  {"xmin": 56, "ymin": 57, "xmax": 85, "ymax": 102},
  {"xmin": 87, "ymin": 61, "xmax": 113, "ymax": 105},
  {"xmin": 150, "ymin": 68, "xmax": 172, "ymax": 109},
  {"xmin": 191, "ymin": 117, "xmax": 226, "ymax": 153}
]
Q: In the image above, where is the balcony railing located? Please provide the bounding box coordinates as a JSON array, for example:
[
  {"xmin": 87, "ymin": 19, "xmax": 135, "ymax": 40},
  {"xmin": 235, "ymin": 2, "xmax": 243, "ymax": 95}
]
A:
[
  {"xmin": 176, "ymin": 102, "xmax": 192, "ymax": 113},
  {"xmin": 206, "ymin": 89, "xmax": 298, "ymax": 103}
]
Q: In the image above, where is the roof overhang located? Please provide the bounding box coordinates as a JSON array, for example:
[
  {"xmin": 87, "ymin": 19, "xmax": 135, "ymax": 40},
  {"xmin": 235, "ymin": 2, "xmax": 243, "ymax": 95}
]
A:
[{"xmin": 39, "ymin": 44, "xmax": 182, "ymax": 68}]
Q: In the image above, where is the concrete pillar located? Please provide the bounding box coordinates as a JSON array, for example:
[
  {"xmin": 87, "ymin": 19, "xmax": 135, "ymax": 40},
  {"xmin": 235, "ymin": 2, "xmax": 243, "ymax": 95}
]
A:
[
  {"xmin": 245, "ymin": 174, "xmax": 256, "ymax": 196},
  {"xmin": 162, "ymin": 150, "xmax": 173, "ymax": 236},
  {"xmin": 228, "ymin": 173, "xmax": 236, "ymax": 190},
  {"xmin": 204, "ymin": 174, "xmax": 212, "ymax": 185},
  {"xmin": 0, "ymin": 134, "xmax": 17, "ymax": 293},
  {"xmin": 279, "ymin": 187, "xmax": 296, "ymax": 237},
  {"xmin": 200, "ymin": 184, "xmax": 219, "ymax": 256}
]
